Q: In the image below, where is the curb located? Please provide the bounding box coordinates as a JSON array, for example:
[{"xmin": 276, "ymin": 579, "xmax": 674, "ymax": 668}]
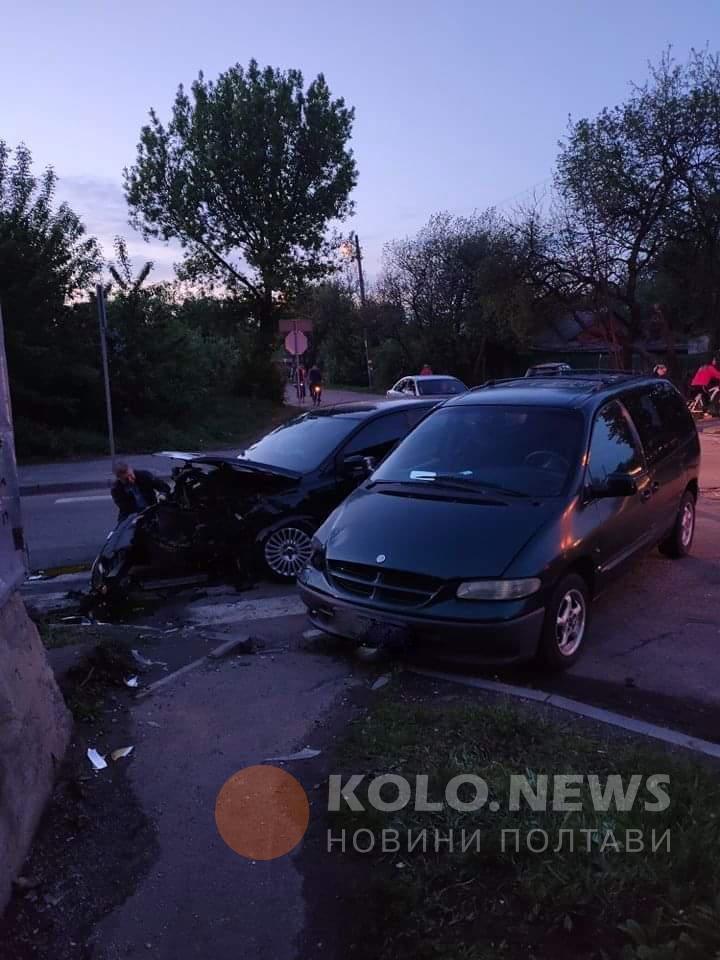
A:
[
  {"xmin": 406, "ymin": 667, "xmax": 720, "ymax": 761},
  {"xmin": 136, "ymin": 633, "xmax": 254, "ymax": 698},
  {"xmin": 19, "ymin": 474, "xmax": 173, "ymax": 498},
  {"xmin": 20, "ymin": 480, "xmax": 113, "ymax": 497}
]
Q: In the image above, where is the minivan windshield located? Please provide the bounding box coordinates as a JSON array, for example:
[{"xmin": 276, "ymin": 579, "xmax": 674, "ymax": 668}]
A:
[
  {"xmin": 239, "ymin": 414, "xmax": 358, "ymax": 473},
  {"xmin": 371, "ymin": 405, "xmax": 584, "ymax": 497}
]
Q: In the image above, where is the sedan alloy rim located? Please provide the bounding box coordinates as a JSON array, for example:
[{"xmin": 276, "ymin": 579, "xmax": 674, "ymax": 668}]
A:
[
  {"xmin": 555, "ymin": 588, "xmax": 586, "ymax": 657},
  {"xmin": 264, "ymin": 527, "xmax": 313, "ymax": 578}
]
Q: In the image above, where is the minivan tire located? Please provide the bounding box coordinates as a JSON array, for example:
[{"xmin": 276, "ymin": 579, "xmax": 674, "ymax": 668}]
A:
[
  {"xmin": 659, "ymin": 490, "xmax": 696, "ymax": 559},
  {"xmin": 537, "ymin": 573, "xmax": 590, "ymax": 670}
]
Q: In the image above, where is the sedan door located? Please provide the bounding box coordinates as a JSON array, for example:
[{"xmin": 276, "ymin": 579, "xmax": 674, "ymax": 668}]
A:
[
  {"xmin": 387, "ymin": 379, "xmax": 407, "ymax": 400},
  {"xmin": 333, "ymin": 407, "xmax": 431, "ymax": 504},
  {"xmin": 582, "ymin": 399, "xmax": 658, "ymax": 582}
]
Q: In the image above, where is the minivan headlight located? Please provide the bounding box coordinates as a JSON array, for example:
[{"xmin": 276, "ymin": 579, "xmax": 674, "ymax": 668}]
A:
[
  {"xmin": 309, "ymin": 536, "xmax": 326, "ymax": 571},
  {"xmin": 456, "ymin": 578, "xmax": 541, "ymax": 600}
]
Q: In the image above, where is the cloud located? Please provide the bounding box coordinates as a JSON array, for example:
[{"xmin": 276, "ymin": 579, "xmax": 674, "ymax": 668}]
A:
[{"xmin": 57, "ymin": 173, "xmax": 180, "ymax": 280}]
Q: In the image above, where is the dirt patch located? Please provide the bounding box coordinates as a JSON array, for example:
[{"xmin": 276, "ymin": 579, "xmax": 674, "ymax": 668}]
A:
[
  {"xmin": 0, "ymin": 714, "xmax": 158, "ymax": 959},
  {"xmin": 59, "ymin": 640, "xmax": 140, "ymax": 723},
  {"xmin": 0, "ymin": 630, "xmax": 164, "ymax": 959}
]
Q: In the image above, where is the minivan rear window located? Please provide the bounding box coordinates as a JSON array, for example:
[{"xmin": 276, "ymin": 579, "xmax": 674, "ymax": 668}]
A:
[
  {"xmin": 372, "ymin": 405, "xmax": 584, "ymax": 497},
  {"xmin": 623, "ymin": 383, "xmax": 693, "ymax": 465}
]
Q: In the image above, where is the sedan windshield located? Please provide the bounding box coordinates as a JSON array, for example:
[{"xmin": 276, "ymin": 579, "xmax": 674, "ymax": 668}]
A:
[
  {"xmin": 417, "ymin": 378, "xmax": 466, "ymax": 396},
  {"xmin": 239, "ymin": 414, "xmax": 358, "ymax": 473},
  {"xmin": 371, "ymin": 405, "xmax": 584, "ymax": 497}
]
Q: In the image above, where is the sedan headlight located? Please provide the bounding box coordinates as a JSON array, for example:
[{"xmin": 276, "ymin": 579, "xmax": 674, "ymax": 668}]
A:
[{"xmin": 456, "ymin": 578, "xmax": 541, "ymax": 601}]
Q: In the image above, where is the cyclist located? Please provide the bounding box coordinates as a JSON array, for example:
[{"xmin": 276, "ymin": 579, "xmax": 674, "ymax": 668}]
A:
[
  {"xmin": 308, "ymin": 363, "xmax": 323, "ymax": 406},
  {"xmin": 689, "ymin": 355, "xmax": 720, "ymax": 416}
]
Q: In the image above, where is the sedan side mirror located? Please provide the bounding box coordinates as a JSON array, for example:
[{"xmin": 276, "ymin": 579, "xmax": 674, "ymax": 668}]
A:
[
  {"xmin": 342, "ymin": 454, "xmax": 376, "ymax": 479},
  {"xmin": 591, "ymin": 473, "xmax": 638, "ymax": 499}
]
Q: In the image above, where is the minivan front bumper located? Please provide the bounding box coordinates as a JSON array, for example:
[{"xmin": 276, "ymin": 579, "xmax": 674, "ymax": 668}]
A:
[{"xmin": 297, "ymin": 580, "xmax": 545, "ymax": 664}]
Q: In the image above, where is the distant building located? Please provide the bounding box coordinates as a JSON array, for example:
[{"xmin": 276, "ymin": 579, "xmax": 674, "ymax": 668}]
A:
[{"xmin": 529, "ymin": 309, "xmax": 706, "ymax": 371}]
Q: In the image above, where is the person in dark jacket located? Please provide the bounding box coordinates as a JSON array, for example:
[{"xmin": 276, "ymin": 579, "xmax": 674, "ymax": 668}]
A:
[{"xmin": 111, "ymin": 463, "xmax": 170, "ymax": 522}]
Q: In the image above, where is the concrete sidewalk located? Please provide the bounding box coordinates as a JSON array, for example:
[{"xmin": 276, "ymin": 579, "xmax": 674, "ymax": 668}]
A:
[{"xmin": 18, "ymin": 388, "xmax": 385, "ymax": 496}]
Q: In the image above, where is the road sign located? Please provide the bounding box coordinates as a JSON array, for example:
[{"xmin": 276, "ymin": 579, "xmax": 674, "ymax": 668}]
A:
[
  {"xmin": 279, "ymin": 317, "xmax": 313, "ymax": 334},
  {"xmin": 285, "ymin": 330, "xmax": 308, "ymax": 356}
]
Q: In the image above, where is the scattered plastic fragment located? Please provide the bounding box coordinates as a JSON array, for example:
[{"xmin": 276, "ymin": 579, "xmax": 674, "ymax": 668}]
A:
[
  {"xmin": 264, "ymin": 747, "xmax": 321, "ymax": 762},
  {"xmin": 124, "ymin": 676, "xmax": 139, "ymax": 688},
  {"xmin": 87, "ymin": 748, "xmax": 107, "ymax": 771},
  {"xmin": 371, "ymin": 675, "xmax": 391, "ymax": 690},
  {"xmin": 111, "ymin": 746, "xmax": 134, "ymax": 761},
  {"xmin": 132, "ymin": 649, "xmax": 167, "ymax": 667}
]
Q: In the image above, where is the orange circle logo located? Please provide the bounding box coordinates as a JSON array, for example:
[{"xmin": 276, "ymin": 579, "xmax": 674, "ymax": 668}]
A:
[{"xmin": 215, "ymin": 765, "xmax": 310, "ymax": 861}]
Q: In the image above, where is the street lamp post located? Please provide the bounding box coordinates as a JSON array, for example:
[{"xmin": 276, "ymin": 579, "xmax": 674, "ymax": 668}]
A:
[{"xmin": 95, "ymin": 284, "xmax": 116, "ymax": 468}]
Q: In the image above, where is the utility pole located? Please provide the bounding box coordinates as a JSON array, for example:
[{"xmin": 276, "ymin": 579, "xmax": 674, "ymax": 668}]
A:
[
  {"xmin": 352, "ymin": 233, "xmax": 372, "ymax": 387},
  {"xmin": 95, "ymin": 284, "xmax": 117, "ymax": 467},
  {"xmin": 353, "ymin": 233, "xmax": 366, "ymax": 307}
]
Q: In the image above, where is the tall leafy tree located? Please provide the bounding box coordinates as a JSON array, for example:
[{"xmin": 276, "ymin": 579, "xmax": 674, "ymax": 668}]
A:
[
  {"xmin": 0, "ymin": 141, "xmax": 101, "ymax": 424},
  {"xmin": 124, "ymin": 60, "xmax": 357, "ymax": 347},
  {"xmin": 379, "ymin": 212, "xmax": 531, "ymax": 382},
  {"xmin": 520, "ymin": 49, "xmax": 720, "ymax": 361}
]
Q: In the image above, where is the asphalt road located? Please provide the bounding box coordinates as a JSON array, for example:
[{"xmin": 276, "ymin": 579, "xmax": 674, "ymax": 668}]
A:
[{"xmin": 24, "ymin": 491, "xmax": 116, "ymax": 571}]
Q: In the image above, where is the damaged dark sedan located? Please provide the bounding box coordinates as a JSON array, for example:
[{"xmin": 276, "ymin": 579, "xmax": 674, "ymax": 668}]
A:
[{"xmin": 90, "ymin": 400, "xmax": 436, "ymax": 599}]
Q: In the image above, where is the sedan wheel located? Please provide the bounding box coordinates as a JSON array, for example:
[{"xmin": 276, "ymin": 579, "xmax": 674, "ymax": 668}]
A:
[
  {"xmin": 537, "ymin": 573, "xmax": 590, "ymax": 670},
  {"xmin": 262, "ymin": 525, "xmax": 314, "ymax": 581}
]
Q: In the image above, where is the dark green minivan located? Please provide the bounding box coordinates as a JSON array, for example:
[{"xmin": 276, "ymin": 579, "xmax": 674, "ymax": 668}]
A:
[{"xmin": 298, "ymin": 373, "xmax": 700, "ymax": 669}]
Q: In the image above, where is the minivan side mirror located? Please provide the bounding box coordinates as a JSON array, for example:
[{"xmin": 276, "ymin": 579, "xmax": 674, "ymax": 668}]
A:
[
  {"xmin": 591, "ymin": 473, "xmax": 638, "ymax": 499},
  {"xmin": 341, "ymin": 454, "xmax": 376, "ymax": 479}
]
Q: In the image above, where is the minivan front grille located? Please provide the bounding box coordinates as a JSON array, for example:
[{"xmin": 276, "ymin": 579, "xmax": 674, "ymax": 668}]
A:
[{"xmin": 326, "ymin": 560, "xmax": 443, "ymax": 607}]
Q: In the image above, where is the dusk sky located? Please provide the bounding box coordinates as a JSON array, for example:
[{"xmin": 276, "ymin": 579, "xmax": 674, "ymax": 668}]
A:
[{"xmin": 3, "ymin": 0, "xmax": 719, "ymax": 282}]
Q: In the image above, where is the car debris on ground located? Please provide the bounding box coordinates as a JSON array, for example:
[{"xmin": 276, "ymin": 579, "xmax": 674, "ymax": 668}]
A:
[
  {"xmin": 264, "ymin": 747, "xmax": 321, "ymax": 762},
  {"xmin": 86, "ymin": 749, "xmax": 107, "ymax": 772}
]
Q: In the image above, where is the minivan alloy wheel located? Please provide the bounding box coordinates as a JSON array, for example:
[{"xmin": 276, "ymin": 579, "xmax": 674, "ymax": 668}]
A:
[
  {"xmin": 680, "ymin": 500, "xmax": 695, "ymax": 549},
  {"xmin": 555, "ymin": 588, "xmax": 586, "ymax": 657},
  {"xmin": 263, "ymin": 526, "xmax": 313, "ymax": 579}
]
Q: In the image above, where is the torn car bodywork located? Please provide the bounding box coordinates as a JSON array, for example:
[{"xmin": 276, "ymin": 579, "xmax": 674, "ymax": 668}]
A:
[{"xmin": 90, "ymin": 454, "xmax": 306, "ymax": 598}]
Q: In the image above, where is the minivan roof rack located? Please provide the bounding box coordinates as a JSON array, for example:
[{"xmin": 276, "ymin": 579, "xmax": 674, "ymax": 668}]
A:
[{"xmin": 472, "ymin": 370, "xmax": 649, "ymax": 392}]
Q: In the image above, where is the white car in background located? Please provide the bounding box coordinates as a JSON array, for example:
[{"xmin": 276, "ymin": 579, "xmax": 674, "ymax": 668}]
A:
[{"xmin": 386, "ymin": 374, "xmax": 468, "ymax": 400}]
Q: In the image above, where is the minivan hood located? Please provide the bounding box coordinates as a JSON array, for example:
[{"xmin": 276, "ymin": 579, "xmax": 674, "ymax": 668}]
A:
[{"xmin": 324, "ymin": 486, "xmax": 557, "ymax": 579}]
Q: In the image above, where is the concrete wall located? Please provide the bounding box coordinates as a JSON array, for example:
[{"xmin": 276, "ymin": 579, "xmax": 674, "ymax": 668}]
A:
[{"xmin": 0, "ymin": 592, "xmax": 72, "ymax": 912}]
